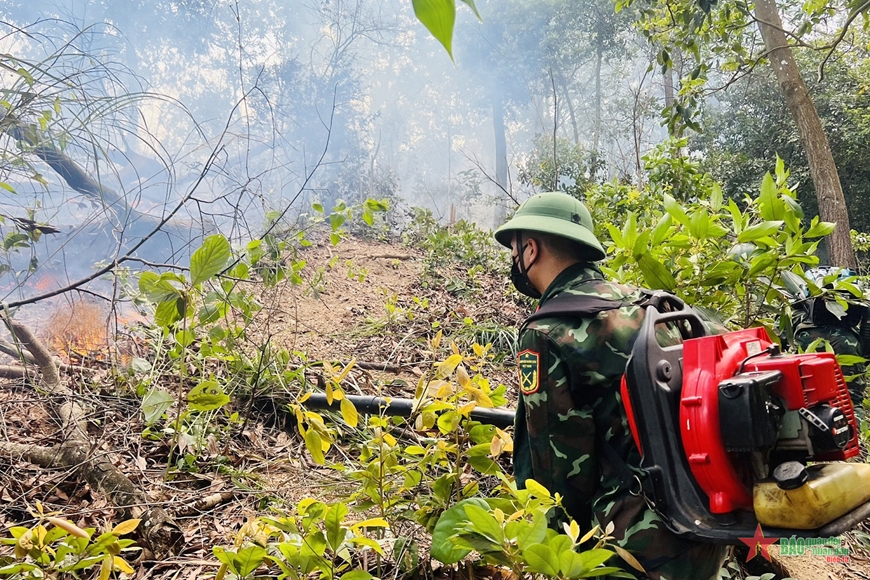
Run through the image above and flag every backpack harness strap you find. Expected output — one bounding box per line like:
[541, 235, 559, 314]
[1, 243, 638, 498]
[519, 289, 655, 492]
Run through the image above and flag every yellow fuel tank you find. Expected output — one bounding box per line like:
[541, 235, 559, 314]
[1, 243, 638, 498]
[754, 463, 870, 529]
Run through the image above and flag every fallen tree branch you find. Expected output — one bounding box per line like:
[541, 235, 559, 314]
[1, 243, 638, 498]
[0, 365, 28, 379]
[177, 490, 238, 517]
[352, 361, 402, 373]
[0, 312, 183, 557]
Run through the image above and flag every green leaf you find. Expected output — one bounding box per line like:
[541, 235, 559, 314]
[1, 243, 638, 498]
[606, 223, 624, 249]
[142, 388, 174, 426]
[578, 548, 615, 570]
[437, 410, 460, 434]
[805, 220, 836, 238]
[631, 230, 650, 261]
[689, 209, 709, 240]
[138, 272, 181, 303]
[190, 235, 231, 285]
[458, 0, 481, 18]
[710, 182, 723, 211]
[837, 354, 868, 365]
[413, 0, 456, 59]
[663, 194, 690, 227]
[737, 221, 784, 243]
[154, 297, 185, 327]
[510, 511, 547, 551]
[431, 498, 489, 564]
[523, 544, 559, 576]
[187, 380, 231, 412]
[325, 503, 349, 552]
[233, 545, 266, 577]
[560, 550, 587, 578]
[524, 478, 550, 499]
[758, 173, 784, 221]
[312, 203, 324, 213]
[0, 182, 15, 193]
[341, 572, 374, 580]
[637, 254, 676, 291]
[621, 212, 638, 252]
[747, 253, 777, 277]
[651, 214, 673, 246]
[462, 504, 504, 543]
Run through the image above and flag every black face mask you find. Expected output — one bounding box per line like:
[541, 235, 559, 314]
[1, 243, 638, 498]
[510, 241, 542, 299]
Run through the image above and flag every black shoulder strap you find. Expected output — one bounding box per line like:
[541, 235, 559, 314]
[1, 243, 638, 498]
[523, 290, 652, 329]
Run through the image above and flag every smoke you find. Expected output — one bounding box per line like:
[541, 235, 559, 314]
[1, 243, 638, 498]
[1, 0, 668, 294]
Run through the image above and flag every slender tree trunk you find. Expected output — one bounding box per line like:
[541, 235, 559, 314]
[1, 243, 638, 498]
[559, 74, 580, 146]
[492, 95, 508, 224]
[663, 65, 675, 110]
[754, 0, 856, 267]
[593, 42, 603, 154]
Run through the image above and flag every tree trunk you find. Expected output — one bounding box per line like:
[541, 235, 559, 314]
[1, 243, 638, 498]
[492, 96, 508, 225]
[559, 74, 580, 146]
[754, 0, 856, 268]
[593, 41, 603, 154]
[663, 64, 675, 110]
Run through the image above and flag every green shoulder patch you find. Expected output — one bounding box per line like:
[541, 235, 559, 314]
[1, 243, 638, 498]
[517, 349, 540, 395]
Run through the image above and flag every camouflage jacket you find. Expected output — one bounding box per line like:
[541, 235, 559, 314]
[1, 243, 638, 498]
[512, 263, 727, 579]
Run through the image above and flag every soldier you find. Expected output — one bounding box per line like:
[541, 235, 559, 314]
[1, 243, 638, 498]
[495, 192, 728, 580]
[789, 268, 868, 422]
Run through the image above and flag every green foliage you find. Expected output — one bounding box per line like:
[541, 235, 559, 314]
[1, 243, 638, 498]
[212, 499, 386, 580]
[430, 482, 636, 579]
[517, 135, 605, 197]
[607, 154, 833, 327]
[131, 199, 387, 467]
[600, 154, 832, 331]
[339, 339, 509, 528]
[0, 504, 140, 579]
[403, 208, 508, 282]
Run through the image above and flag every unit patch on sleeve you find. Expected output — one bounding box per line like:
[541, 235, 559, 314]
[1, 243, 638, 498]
[517, 349, 541, 395]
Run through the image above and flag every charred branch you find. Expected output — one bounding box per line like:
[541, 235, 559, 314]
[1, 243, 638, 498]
[3, 117, 142, 224]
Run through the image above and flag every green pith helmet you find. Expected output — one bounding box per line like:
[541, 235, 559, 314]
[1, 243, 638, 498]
[494, 192, 605, 261]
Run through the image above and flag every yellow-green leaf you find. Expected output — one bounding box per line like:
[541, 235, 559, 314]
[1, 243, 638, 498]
[305, 429, 325, 464]
[340, 398, 358, 428]
[336, 358, 355, 382]
[352, 518, 389, 529]
[436, 354, 463, 379]
[111, 519, 141, 536]
[525, 479, 550, 499]
[113, 556, 135, 575]
[413, 0, 456, 59]
[99, 556, 112, 580]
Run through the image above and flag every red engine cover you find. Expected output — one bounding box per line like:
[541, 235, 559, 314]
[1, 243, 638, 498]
[679, 327, 860, 515]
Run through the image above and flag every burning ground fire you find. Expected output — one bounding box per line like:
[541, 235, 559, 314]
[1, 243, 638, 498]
[44, 300, 144, 365]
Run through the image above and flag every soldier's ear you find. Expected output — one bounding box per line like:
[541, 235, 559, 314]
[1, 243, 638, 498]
[526, 237, 541, 264]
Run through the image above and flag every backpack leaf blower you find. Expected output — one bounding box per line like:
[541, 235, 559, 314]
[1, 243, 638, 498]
[622, 292, 870, 542]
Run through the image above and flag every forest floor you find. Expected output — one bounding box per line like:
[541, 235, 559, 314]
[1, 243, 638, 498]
[0, 231, 869, 579]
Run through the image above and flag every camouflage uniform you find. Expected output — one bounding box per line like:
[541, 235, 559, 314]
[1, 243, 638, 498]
[792, 299, 868, 421]
[513, 263, 728, 580]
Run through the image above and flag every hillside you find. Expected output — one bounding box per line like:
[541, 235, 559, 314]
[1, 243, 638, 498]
[0, 228, 868, 580]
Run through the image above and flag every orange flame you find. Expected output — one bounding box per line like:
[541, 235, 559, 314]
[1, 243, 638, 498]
[46, 301, 111, 364]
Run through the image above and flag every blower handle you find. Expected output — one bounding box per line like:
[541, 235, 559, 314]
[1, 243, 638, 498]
[642, 291, 708, 343]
